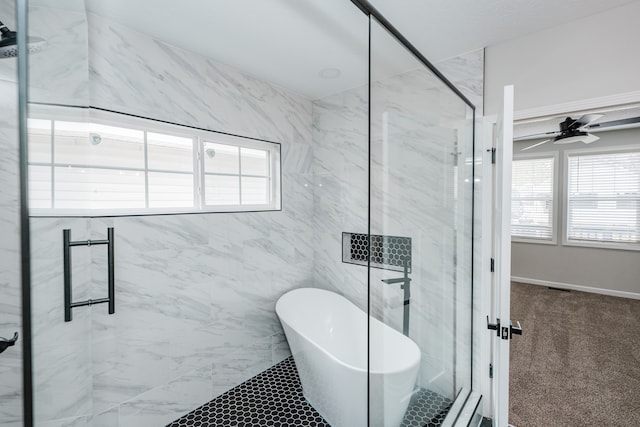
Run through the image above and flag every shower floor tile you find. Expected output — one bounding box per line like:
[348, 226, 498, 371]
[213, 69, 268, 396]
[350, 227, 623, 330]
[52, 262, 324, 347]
[166, 357, 329, 427]
[401, 388, 453, 427]
[167, 356, 452, 427]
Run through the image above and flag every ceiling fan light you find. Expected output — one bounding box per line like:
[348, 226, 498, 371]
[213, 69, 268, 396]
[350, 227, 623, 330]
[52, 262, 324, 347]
[553, 135, 585, 144]
[553, 130, 589, 144]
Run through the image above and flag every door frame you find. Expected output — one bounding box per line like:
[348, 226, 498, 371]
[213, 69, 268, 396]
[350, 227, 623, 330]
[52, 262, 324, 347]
[477, 88, 640, 423]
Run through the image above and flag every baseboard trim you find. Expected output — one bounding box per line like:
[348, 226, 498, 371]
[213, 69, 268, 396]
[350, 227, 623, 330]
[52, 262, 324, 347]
[511, 276, 640, 300]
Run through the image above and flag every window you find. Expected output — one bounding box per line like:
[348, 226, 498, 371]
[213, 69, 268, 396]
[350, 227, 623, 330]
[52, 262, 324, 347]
[566, 150, 640, 247]
[27, 109, 281, 215]
[511, 156, 555, 241]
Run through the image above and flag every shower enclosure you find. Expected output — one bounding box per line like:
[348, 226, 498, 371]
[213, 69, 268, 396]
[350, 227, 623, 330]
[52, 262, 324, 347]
[4, 0, 482, 425]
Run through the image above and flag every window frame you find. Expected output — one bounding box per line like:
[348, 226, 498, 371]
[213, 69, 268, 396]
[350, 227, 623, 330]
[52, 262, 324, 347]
[562, 145, 640, 251]
[27, 106, 282, 217]
[511, 151, 559, 245]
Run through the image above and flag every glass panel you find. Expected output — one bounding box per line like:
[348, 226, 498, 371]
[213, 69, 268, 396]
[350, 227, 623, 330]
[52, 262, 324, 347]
[55, 121, 145, 168]
[241, 176, 268, 205]
[203, 141, 239, 174]
[28, 165, 52, 209]
[24, 0, 367, 425]
[241, 147, 268, 176]
[148, 172, 194, 208]
[27, 118, 52, 163]
[0, 1, 24, 421]
[204, 174, 240, 205]
[369, 17, 474, 425]
[147, 132, 194, 172]
[54, 166, 145, 209]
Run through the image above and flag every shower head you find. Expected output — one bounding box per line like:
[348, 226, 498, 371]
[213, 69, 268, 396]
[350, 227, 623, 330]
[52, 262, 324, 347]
[0, 20, 46, 59]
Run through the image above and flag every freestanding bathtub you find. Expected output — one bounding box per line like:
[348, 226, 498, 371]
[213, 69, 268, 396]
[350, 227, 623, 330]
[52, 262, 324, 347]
[276, 288, 420, 427]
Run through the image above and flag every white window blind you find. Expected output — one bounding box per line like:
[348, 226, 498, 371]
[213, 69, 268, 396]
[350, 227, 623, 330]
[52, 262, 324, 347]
[511, 157, 555, 240]
[567, 151, 640, 244]
[27, 110, 281, 215]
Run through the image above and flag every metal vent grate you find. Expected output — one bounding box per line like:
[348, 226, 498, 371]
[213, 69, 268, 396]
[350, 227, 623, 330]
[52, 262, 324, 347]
[342, 232, 411, 272]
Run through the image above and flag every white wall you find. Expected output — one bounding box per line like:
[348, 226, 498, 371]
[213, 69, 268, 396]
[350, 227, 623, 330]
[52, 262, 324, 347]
[512, 128, 640, 297]
[485, 1, 640, 115]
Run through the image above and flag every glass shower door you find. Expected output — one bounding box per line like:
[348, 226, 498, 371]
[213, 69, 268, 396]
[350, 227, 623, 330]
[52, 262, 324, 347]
[0, 54, 24, 427]
[368, 17, 475, 426]
[1, 1, 25, 424]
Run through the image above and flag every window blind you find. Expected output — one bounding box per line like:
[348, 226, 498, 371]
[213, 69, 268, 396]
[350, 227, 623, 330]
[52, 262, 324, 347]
[567, 151, 640, 244]
[511, 157, 554, 240]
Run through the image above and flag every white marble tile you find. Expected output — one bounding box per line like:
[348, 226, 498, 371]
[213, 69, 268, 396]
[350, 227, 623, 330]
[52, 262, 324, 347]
[87, 13, 312, 146]
[91, 407, 120, 427]
[272, 332, 291, 364]
[39, 415, 91, 427]
[211, 336, 273, 398]
[118, 366, 212, 427]
[435, 49, 485, 116]
[33, 338, 92, 422]
[28, 4, 90, 106]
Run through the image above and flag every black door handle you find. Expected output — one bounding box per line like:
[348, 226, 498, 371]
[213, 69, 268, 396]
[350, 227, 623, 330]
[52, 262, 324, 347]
[510, 320, 523, 339]
[0, 332, 18, 354]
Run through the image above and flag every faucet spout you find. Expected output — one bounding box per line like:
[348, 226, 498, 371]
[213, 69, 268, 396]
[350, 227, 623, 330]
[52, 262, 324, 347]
[381, 277, 411, 285]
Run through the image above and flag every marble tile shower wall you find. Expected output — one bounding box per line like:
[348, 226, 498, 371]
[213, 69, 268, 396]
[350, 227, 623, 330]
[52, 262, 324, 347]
[28, 10, 313, 427]
[311, 85, 370, 310]
[27, 4, 90, 106]
[311, 49, 483, 398]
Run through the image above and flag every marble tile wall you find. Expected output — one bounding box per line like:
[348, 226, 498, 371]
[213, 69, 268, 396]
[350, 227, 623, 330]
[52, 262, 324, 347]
[311, 85, 370, 310]
[27, 9, 313, 427]
[27, 2, 90, 106]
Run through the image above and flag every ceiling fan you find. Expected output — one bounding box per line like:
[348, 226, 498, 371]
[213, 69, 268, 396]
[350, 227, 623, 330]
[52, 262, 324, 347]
[517, 113, 640, 151]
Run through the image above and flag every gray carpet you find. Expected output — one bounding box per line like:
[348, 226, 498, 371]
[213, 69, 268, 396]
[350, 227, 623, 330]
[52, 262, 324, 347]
[509, 282, 640, 426]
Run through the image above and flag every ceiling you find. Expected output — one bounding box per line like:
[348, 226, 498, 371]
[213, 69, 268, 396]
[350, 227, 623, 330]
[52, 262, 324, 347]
[27, 0, 640, 99]
[369, 0, 638, 62]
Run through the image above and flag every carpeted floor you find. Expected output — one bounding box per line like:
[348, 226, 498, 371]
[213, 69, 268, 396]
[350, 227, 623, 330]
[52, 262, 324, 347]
[509, 282, 640, 426]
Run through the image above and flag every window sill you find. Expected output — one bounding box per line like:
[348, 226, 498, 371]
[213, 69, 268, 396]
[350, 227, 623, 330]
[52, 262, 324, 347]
[511, 237, 557, 245]
[562, 239, 640, 252]
[29, 204, 281, 218]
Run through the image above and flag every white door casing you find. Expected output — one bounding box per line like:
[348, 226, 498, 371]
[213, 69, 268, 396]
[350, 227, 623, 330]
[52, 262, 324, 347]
[492, 85, 514, 427]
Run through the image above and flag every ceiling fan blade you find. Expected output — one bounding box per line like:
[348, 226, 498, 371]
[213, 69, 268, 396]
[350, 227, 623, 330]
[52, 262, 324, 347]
[575, 113, 604, 126]
[513, 131, 558, 141]
[582, 133, 600, 144]
[586, 116, 640, 130]
[521, 139, 550, 151]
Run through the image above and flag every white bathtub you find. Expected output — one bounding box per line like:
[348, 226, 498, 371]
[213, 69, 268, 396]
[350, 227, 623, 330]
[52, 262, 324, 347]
[276, 288, 420, 427]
